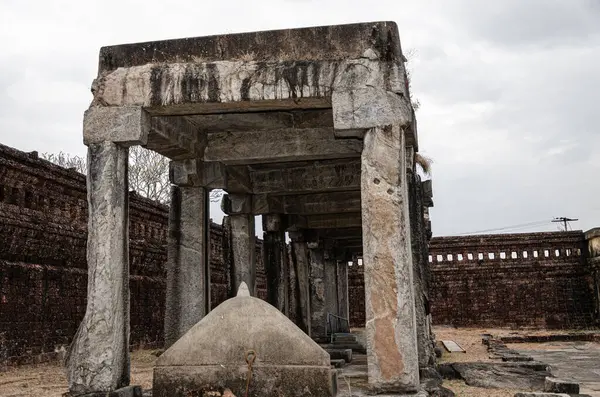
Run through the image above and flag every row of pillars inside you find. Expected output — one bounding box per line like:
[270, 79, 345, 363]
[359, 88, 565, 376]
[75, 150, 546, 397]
[68, 124, 421, 394]
[164, 185, 352, 347]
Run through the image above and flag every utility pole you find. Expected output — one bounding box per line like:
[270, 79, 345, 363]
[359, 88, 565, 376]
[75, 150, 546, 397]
[552, 217, 578, 231]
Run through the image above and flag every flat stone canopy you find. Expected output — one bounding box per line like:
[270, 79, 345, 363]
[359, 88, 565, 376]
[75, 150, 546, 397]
[97, 21, 404, 72]
[86, 21, 419, 259]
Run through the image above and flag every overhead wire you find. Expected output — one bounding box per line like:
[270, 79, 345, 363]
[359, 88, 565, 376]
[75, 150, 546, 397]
[456, 219, 553, 236]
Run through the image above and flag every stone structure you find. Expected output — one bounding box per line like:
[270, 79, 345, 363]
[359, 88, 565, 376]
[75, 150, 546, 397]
[68, 21, 423, 395]
[154, 283, 336, 396]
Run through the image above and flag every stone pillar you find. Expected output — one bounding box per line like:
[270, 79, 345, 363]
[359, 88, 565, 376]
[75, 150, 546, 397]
[164, 181, 209, 348]
[67, 106, 150, 395]
[323, 252, 339, 332]
[360, 125, 419, 393]
[336, 260, 350, 323]
[223, 194, 256, 295]
[263, 214, 288, 315]
[309, 246, 328, 342]
[290, 231, 311, 335]
[67, 142, 131, 394]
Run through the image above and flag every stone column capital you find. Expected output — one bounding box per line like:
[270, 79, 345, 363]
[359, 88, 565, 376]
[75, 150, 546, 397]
[83, 106, 150, 146]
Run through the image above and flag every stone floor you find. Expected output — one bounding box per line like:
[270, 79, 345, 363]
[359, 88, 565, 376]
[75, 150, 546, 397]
[512, 341, 600, 397]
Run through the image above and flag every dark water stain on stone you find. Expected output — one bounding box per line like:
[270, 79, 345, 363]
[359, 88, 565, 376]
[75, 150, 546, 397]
[206, 63, 220, 103]
[150, 66, 166, 106]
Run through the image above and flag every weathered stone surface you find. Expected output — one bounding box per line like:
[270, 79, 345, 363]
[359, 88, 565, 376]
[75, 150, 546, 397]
[252, 191, 361, 215]
[263, 215, 288, 315]
[169, 159, 226, 188]
[164, 185, 209, 348]
[153, 283, 335, 397]
[99, 22, 403, 71]
[451, 363, 551, 390]
[250, 159, 361, 195]
[67, 142, 130, 394]
[230, 213, 256, 295]
[205, 127, 362, 165]
[83, 106, 149, 145]
[336, 261, 350, 322]
[309, 248, 327, 341]
[290, 233, 311, 335]
[332, 87, 412, 131]
[544, 377, 580, 394]
[324, 254, 339, 325]
[146, 116, 205, 160]
[361, 125, 419, 393]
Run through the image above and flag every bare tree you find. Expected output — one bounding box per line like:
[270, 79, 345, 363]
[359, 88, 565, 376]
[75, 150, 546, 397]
[40, 151, 87, 174]
[41, 148, 226, 205]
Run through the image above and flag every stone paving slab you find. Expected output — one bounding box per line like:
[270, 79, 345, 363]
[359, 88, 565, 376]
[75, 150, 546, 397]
[515, 342, 600, 397]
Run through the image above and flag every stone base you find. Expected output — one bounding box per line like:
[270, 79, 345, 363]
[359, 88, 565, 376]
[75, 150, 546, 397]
[153, 365, 336, 397]
[63, 385, 142, 397]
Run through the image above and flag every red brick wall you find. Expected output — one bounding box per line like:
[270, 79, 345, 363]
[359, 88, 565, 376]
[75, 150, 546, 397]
[429, 231, 595, 329]
[0, 143, 266, 365]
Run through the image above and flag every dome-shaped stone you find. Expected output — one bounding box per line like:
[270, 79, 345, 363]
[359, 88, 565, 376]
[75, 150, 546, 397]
[153, 283, 336, 397]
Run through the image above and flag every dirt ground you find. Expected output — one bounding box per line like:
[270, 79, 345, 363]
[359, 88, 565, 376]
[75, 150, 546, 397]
[0, 350, 157, 397]
[1, 327, 595, 397]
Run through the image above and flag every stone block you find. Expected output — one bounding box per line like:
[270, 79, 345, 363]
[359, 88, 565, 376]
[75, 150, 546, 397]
[83, 106, 149, 146]
[154, 283, 335, 397]
[326, 348, 352, 363]
[544, 377, 580, 394]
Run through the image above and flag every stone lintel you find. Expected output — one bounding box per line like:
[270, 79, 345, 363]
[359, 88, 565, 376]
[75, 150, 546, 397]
[98, 22, 403, 72]
[146, 116, 205, 160]
[585, 228, 600, 240]
[169, 159, 225, 188]
[187, 108, 334, 133]
[305, 213, 362, 229]
[204, 127, 362, 165]
[221, 194, 253, 215]
[332, 87, 412, 130]
[251, 191, 361, 215]
[251, 160, 360, 195]
[83, 106, 149, 146]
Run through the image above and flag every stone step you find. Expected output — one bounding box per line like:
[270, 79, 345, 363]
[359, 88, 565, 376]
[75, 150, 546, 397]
[332, 333, 357, 343]
[544, 377, 580, 394]
[325, 348, 353, 363]
[330, 358, 346, 368]
[322, 343, 367, 354]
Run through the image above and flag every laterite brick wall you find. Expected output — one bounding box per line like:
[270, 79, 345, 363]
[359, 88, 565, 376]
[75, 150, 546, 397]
[0, 143, 266, 365]
[428, 231, 595, 329]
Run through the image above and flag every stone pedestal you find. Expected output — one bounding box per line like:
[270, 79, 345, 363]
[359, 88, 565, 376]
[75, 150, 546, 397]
[164, 185, 209, 348]
[360, 125, 420, 393]
[67, 142, 131, 394]
[263, 214, 289, 315]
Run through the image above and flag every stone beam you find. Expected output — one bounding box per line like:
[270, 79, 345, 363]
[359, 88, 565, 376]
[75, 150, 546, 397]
[187, 109, 334, 133]
[146, 116, 205, 160]
[305, 213, 362, 229]
[204, 128, 362, 165]
[251, 159, 360, 195]
[169, 159, 225, 189]
[314, 227, 362, 240]
[252, 191, 360, 215]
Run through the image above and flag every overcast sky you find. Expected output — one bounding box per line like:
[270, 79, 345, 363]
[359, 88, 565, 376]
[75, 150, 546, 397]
[0, 0, 598, 236]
